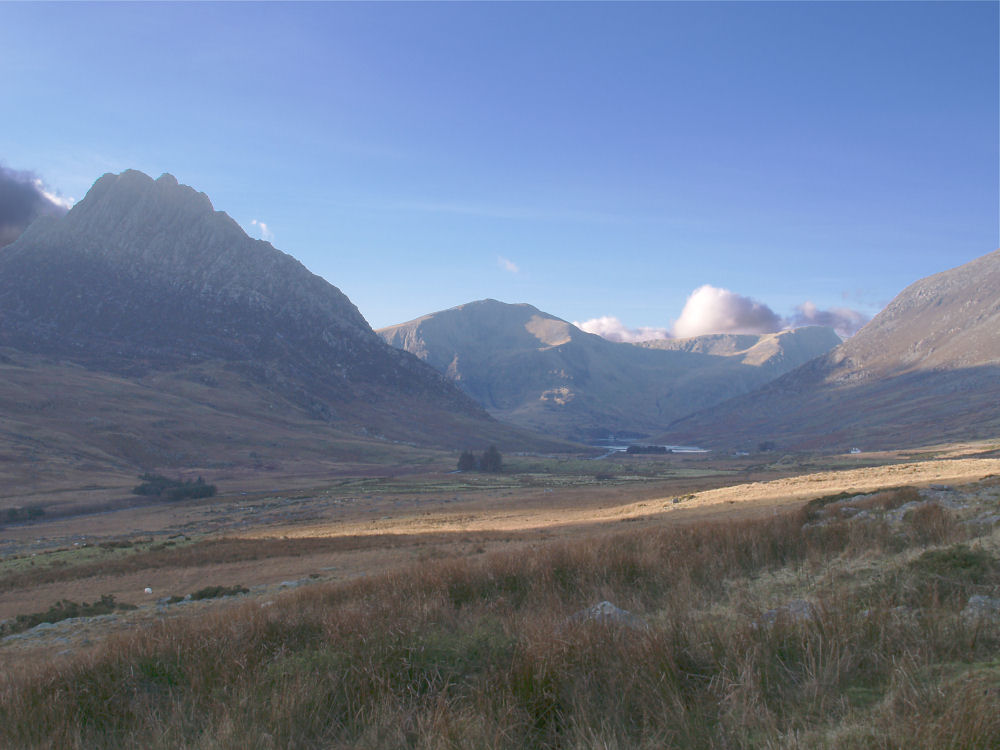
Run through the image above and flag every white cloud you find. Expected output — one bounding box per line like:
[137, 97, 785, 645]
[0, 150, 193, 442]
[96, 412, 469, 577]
[578, 286, 873, 346]
[251, 219, 274, 242]
[672, 285, 782, 338]
[789, 301, 869, 338]
[574, 316, 671, 343]
[498, 255, 519, 273]
[32, 178, 74, 210]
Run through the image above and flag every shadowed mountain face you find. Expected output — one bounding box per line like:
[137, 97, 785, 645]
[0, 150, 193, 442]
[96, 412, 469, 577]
[0, 171, 559, 481]
[660, 249, 1000, 451]
[378, 300, 840, 440]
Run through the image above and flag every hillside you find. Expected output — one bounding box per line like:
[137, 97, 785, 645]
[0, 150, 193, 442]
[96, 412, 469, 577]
[660, 249, 1000, 451]
[0, 171, 564, 499]
[379, 300, 839, 440]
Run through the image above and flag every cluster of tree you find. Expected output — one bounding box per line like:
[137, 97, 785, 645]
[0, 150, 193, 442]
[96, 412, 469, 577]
[625, 445, 672, 455]
[132, 473, 217, 501]
[3, 505, 46, 524]
[457, 446, 503, 473]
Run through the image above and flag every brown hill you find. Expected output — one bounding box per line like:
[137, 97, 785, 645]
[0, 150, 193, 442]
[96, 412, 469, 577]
[378, 300, 840, 440]
[0, 171, 564, 498]
[660, 249, 1000, 451]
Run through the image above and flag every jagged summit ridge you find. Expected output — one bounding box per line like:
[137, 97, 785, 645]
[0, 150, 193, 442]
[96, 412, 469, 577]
[0, 169, 530, 453]
[10, 169, 370, 336]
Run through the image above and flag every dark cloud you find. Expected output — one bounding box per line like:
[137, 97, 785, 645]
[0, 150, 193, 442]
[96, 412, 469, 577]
[789, 302, 870, 338]
[0, 165, 71, 248]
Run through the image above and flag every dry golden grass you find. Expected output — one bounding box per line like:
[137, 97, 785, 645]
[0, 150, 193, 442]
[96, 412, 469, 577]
[2, 477, 999, 748]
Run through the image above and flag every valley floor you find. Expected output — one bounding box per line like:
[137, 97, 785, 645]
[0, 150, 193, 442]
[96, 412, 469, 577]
[2, 442, 999, 747]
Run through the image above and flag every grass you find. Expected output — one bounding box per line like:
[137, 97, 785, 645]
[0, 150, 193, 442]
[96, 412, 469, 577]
[2, 486, 998, 748]
[0, 532, 530, 593]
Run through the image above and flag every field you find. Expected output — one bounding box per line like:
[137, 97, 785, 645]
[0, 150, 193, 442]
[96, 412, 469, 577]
[2, 442, 1000, 747]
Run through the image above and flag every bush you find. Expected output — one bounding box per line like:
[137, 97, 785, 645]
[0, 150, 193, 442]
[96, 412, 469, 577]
[3, 506, 46, 524]
[189, 585, 249, 601]
[0, 595, 136, 636]
[132, 474, 217, 501]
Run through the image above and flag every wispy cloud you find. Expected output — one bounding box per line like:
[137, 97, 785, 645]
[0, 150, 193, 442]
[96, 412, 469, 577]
[396, 199, 628, 224]
[251, 219, 274, 242]
[0, 165, 72, 248]
[789, 301, 869, 338]
[498, 255, 519, 273]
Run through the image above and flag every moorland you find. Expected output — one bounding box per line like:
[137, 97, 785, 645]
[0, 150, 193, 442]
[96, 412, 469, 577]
[2, 440, 1000, 747]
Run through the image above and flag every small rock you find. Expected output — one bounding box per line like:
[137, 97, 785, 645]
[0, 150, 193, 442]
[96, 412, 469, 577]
[886, 500, 928, 523]
[759, 599, 816, 628]
[962, 595, 1000, 624]
[144, 587, 153, 594]
[567, 601, 649, 631]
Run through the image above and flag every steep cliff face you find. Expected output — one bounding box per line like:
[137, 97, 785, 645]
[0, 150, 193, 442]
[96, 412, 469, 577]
[660, 250, 1000, 451]
[0, 170, 555, 461]
[379, 299, 840, 439]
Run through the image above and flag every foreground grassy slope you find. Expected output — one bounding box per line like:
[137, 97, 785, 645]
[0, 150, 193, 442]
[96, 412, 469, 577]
[2, 480, 999, 748]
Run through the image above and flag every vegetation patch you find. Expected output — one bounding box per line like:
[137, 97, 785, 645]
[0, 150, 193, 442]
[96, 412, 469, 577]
[131, 473, 217, 501]
[2, 505, 46, 525]
[1, 595, 136, 636]
[3, 482, 999, 748]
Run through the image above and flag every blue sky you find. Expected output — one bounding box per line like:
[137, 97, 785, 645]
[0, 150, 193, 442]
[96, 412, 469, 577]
[1, 1, 997, 335]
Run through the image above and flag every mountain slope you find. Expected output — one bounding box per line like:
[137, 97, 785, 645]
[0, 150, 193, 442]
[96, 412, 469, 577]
[378, 300, 840, 439]
[660, 249, 1000, 450]
[0, 171, 564, 490]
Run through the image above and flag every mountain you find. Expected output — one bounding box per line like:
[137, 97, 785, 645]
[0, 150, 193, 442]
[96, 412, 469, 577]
[378, 299, 840, 440]
[659, 249, 1000, 451]
[0, 171, 562, 489]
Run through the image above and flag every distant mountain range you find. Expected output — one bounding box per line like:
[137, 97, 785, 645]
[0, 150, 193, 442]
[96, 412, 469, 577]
[378, 300, 841, 440]
[0, 170, 563, 489]
[2, 167, 994, 498]
[659, 249, 1000, 451]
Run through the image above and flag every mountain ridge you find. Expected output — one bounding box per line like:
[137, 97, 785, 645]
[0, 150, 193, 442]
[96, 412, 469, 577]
[658, 249, 1000, 450]
[379, 299, 841, 439]
[0, 170, 569, 491]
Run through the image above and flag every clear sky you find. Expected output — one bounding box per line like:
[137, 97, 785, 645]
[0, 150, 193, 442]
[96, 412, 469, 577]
[1, 1, 997, 336]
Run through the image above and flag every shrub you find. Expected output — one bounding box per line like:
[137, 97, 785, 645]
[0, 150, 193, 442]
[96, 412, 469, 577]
[0, 595, 136, 636]
[132, 474, 217, 501]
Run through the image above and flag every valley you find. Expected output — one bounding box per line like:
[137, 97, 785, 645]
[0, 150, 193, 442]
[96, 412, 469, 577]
[4, 439, 997, 632]
[0, 169, 996, 747]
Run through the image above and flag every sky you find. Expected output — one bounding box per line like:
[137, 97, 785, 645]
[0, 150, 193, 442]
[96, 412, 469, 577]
[1, 1, 997, 338]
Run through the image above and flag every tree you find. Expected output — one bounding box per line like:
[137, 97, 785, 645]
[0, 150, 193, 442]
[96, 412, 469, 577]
[457, 450, 478, 472]
[480, 445, 503, 473]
